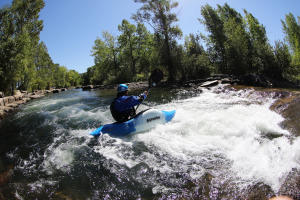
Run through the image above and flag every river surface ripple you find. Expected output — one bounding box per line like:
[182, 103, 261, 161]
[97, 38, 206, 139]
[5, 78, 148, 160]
[0, 85, 300, 199]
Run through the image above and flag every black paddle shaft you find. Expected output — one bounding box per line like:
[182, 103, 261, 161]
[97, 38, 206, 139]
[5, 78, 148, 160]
[135, 82, 155, 112]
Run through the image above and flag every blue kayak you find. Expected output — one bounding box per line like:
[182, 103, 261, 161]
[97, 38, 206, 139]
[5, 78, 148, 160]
[90, 109, 176, 137]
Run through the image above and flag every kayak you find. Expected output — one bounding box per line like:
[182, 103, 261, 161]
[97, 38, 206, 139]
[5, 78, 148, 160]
[90, 109, 176, 137]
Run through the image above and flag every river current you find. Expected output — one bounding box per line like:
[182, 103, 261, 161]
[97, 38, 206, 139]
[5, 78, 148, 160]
[0, 85, 300, 199]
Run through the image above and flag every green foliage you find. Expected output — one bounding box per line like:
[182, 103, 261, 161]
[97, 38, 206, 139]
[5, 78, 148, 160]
[200, 4, 226, 73]
[90, 20, 156, 85]
[282, 13, 300, 66]
[133, 0, 182, 81]
[198, 3, 298, 83]
[181, 34, 212, 81]
[272, 41, 293, 80]
[0, 0, 82, 95]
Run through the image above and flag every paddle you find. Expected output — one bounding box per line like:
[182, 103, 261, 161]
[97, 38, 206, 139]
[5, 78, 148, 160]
[135, 81, 156, 112]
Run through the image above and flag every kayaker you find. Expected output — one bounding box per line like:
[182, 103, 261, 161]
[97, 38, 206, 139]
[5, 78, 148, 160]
[110, 84, 148, 122]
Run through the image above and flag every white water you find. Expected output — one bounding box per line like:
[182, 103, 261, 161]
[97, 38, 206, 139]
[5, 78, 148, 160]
[11, 86, 300, 195]
[93, 86, 300, 192]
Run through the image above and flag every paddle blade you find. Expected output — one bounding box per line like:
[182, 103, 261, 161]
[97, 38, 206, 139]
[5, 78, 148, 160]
[90, 126, 103, 136]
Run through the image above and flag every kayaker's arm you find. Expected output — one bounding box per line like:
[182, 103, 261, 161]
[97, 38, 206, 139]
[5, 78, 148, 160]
[138, 91, 148, 102]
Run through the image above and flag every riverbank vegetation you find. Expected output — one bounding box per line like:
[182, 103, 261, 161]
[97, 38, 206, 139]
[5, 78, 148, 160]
[83, 1, 300, 88]
[1, 0, 300, 95]
[0, 0, 82, 96]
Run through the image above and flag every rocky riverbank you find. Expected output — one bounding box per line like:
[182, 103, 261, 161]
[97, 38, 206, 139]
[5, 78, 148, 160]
[0, 88, 68, 120]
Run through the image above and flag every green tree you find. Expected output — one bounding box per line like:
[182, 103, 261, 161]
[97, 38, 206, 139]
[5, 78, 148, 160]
[133, 0, 182, 82]
[273, 41, 293, 80]
[181, 34, 212, 81]
[244, 10, 274, 76]
[282, 13, 300, 66]
[0, 0, 44, 94]
[219, 4, 250, 75]
[135, 23, 154, 78]
[200, 4, 226, 74]
[118, 19, 138, 77]
[91, 31, 120, 84]
[33, 42, 54, 90]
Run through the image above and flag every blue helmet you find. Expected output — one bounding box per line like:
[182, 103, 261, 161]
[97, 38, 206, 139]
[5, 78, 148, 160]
[117, 84, 128, 93]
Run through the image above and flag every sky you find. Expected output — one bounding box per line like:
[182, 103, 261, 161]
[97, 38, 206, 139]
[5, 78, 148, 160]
[1, 0, 300, 74]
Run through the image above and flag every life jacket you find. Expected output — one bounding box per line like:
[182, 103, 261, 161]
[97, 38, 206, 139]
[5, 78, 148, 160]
[110, 98, 136, 122]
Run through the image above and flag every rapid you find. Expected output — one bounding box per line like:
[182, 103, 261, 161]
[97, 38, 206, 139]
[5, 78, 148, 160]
[0, 85, 300, 199]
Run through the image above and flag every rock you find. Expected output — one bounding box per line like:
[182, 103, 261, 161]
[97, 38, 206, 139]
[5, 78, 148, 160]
[269, 196, 294, 200]
[0, 165, 13, 187]
[0, 106, 14, 113]
[270, 92, 300, 136]
[82, 85, 94, 90]
[13, 90, 22, 96]
[0, 92, 4, 98]
[200, 80, 219, 87]
[0, 110, 5, 119]
[61, 88, 67, 91]
[53, 89, 61, 93]
[13, 94, 23, 101]
[23, 98, 31, 103]
[3, 96, 15, 105]
[0, 98, 4, 107]
[6, 103, 19, 108]
[221, 78, 232, 84]
[30, 94, 44, 99]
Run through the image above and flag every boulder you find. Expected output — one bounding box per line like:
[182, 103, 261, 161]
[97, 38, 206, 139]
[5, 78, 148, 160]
[15, 100, 26, 105]
[23, 98, 31, 103]
[61, 88, 67, 91]
[13, 90, 22, 96]
[6, 103, 19, 108]
[0, 98, 4, 107]
[0, 91, 4, 98]
[0, 106, 14, 113]
[82, 85, 94, 90]
[0, 166, 13, 186]
[200, 80, 219, 87]
[30, 94, 44, 99]
[221, 78, 232, 84]
[13, 94, 23, 101]
[53, 89, 61, 93]
[3, 96, 15, 105]
[0, 110, 5, 119]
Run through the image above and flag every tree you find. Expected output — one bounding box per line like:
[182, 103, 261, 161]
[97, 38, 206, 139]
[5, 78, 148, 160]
[0, 0, 45, 94]
[200, 4, 227, 73]
[181, 34, 212, 80]
[135, 23, 154, 78]
[219, 4, 250, 75]
[133, 0, 182, 82]
[118, 19, 137, 76]
[273, 41, 293, 80]
[32, 42, 54, 90]
[282, 13, 300, 66]
[91, 31, 120, 84]
[244, 10, 274, 76]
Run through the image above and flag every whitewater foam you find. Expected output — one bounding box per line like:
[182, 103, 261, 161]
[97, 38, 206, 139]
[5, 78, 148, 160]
[95, 86, 300, 192]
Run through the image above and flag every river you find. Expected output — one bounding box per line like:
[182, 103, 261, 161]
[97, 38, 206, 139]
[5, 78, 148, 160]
[0, 85, 299, 199]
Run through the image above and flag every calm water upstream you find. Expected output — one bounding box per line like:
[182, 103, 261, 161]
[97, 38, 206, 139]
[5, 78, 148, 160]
[0, 85, 300, 199]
